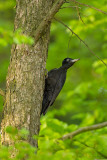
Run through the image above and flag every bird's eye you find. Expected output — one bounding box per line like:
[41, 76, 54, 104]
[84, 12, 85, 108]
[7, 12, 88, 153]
[66, 59, 70, 62]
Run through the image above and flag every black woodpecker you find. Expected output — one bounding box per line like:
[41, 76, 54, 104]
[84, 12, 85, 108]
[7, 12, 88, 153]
[41, 58, 80, 115]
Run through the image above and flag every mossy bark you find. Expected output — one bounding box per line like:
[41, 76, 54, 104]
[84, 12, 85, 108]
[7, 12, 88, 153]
[1, 0, 53, 147]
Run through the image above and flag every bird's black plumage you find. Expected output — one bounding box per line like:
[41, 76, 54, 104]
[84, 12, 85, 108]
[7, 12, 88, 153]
[41, 58, 79, 115]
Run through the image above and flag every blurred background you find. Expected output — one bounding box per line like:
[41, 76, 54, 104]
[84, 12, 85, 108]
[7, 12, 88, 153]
[0, 0, 107, 159]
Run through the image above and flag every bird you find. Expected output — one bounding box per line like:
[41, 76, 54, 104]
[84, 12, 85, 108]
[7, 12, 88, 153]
[41, 58, 80, 115]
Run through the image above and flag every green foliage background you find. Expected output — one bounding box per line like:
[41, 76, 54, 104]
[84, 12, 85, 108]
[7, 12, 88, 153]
[0, 0, 107, 159]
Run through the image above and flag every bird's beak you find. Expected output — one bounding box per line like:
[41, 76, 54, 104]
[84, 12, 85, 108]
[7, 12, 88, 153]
[71, 58, 80, 63]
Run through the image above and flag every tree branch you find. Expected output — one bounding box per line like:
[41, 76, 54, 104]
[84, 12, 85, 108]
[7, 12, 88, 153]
[69, 0, 107, 15]
[61, 121, 107, 140]
[54, 18, 107, 67]
[0, 88, 5, 98]
[76, 6, 85, 25]
[35, 0, 65, 42]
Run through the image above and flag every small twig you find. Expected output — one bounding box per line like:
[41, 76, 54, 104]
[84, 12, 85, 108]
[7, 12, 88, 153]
[67, 33, 72, 57]
[61, 121, 107, 140]
[72, 0, 85, 25]
[69, 0, 107, 15]
[35, 0, 65, 42]
[61, 6, 81, 9]
[0, 89, 5, 97]
[76, 140, 107, 159]
[54, 18, 107, 67]
[0, 89, 5, 100]
[76, 7, 85, 25]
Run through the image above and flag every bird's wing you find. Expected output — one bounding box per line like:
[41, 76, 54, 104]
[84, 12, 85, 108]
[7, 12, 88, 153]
[49, 71, 66, 106]
[41, 69, 58, 115]
[41, 68, 66, 115]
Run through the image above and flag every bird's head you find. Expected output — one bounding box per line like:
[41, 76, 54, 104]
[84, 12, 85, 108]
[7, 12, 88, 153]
[62, 58, 80, 69]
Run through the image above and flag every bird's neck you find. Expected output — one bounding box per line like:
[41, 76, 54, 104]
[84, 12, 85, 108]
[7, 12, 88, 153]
[61, 65, 71, 71]
[60, 66, 68, 72]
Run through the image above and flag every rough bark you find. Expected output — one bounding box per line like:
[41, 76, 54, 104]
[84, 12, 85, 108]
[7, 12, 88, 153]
[1, 0, 54, 147]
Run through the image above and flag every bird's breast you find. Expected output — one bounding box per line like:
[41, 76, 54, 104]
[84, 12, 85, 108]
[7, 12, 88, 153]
[58, 72, 66, 89]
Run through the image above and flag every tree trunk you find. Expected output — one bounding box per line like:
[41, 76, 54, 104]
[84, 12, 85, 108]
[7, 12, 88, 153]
[1, 0, 53, 147]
